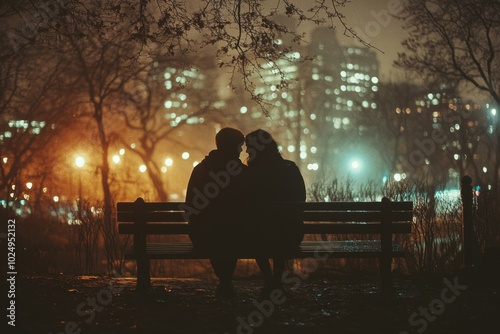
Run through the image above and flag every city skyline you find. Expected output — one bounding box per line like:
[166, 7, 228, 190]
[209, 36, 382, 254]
[1, 0, 498, 211]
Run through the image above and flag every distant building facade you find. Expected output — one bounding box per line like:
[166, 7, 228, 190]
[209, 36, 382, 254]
[243, 23, 380, 184]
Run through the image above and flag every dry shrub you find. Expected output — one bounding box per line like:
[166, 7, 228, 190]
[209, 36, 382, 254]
[308, 177, 466, 275]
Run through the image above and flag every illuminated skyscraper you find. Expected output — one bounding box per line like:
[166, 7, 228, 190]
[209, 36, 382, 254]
[303, 27, 380, 179]
[242, 15, 305, 165]
[163, 66, 210, 127]
[242, 24, 380, 182]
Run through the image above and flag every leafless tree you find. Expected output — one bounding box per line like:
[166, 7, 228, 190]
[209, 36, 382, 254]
[115, 53, 228, 201]
[0, 46, 75, 205]
[396, 0, 500, 194]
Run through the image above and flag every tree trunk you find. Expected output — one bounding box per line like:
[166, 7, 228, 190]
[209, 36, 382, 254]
[147, 165, 169, 201]
[95, 104, 116, 274]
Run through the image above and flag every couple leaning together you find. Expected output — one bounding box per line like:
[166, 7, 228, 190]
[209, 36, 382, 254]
[186, 128, 306, 297]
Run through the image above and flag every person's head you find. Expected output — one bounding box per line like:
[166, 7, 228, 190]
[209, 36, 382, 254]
[215, 127, 244, 156]
[245, 129, 282, 166]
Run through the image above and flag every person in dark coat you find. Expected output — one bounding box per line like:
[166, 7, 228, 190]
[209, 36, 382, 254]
[245, 129, 306, 292]
[185, 127, 248, 296]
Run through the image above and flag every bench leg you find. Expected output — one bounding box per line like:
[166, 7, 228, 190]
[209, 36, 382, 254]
[136, 258, 151, 292]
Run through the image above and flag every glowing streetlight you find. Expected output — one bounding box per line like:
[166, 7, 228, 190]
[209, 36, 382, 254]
[350, 160, 361, 170]
[112, 155, 121, 164]
[26, 182, 33, 189]
[75, 156, 85, 168]
[307, 163, 319, 171]
[182, 152, 190, 160]
[165, 158, 173, 166]
[74, 156, 85, 199]
[139, 165, 147, 173]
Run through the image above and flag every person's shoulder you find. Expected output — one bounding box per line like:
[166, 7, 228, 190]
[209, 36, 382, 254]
[282, 160, 304, 177]
[283, 159, 297, 166]
[190, 154, 212, 175]
[282, 159, 300, 171]
[193, 157, 208, 169]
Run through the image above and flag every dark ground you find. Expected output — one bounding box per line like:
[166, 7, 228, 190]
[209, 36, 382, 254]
[9, 270, 500, 334]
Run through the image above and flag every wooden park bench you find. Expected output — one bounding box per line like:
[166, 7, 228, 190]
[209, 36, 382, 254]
[117, 197, 413, 292]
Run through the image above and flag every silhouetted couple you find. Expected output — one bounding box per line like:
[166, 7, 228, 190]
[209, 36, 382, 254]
[185, 127, 306, 298]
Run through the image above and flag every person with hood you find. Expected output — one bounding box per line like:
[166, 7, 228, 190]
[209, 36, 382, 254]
[185, 127, 248, 297]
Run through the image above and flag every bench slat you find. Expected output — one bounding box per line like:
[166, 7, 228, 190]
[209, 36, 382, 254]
[117, 212, 187, 223]
[117, 210, 413, 224]
[123, 240, 406, 260]
[118, 222, 412, 234]
[303, 211, 412, 222]
[117, 201, 414, 212]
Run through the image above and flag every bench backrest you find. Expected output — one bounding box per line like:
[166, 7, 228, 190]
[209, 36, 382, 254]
[117, 197, 413, 235]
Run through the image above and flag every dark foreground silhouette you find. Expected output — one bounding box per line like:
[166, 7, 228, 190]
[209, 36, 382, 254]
[14, 270, 500, 334]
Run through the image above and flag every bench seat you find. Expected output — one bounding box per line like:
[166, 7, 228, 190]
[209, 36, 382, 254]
[124, 240, 407, 260]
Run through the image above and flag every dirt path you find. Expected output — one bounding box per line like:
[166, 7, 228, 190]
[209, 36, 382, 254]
[12, 272, 500, 334]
